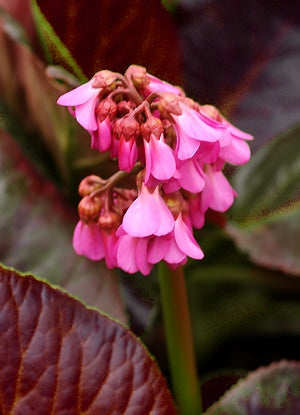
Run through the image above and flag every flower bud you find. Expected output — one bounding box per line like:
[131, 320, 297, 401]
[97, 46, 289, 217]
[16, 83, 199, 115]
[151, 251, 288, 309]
[141, 115, 163, 140]
[98, 210, 121, 233]
[127, 65, 150, 88]
[96, 98, 117, 122]
[200, 104, 223, 122]
[92, 70, 118, 89]
[116, 116, 140, 141]
[158, 93, 182, 116]
[184, 97, 201, 112]
[78, 175, 104, 197]
[78, 196, 102, 222]
[117, 100, 135, 116]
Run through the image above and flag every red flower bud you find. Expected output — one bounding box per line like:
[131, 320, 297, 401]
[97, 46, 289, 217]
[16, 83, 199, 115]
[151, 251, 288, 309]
[96, 98, 117, 122]
[78, 196, 102, 222]
[78, 175, 104, 197]
[98, 210, 121, 233]
[126, 65, 150, 88]
[141, 115, 163, 140]
[92, 70, 118, 89]
[116, 116, 140, 141]
[158, 92, 183, 116]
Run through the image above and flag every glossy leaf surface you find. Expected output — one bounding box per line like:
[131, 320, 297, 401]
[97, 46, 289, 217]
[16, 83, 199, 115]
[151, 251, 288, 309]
[0, 264, 177, 414]
[0, 129, 126, 323]
[204, 360, 300, 414]
[228, 125, 300, 276]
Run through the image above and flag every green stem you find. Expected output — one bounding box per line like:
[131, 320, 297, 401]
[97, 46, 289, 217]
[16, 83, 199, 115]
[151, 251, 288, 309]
[158, 262, 202, 415]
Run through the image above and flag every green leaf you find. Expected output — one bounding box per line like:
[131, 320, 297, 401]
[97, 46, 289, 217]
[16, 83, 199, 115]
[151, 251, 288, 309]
[204, 360, 300, 414]
[227, 125, 300, 276]
[0, 129, 126, 323]
[0, 264, 177, 414]
[230, 124, 300, 224]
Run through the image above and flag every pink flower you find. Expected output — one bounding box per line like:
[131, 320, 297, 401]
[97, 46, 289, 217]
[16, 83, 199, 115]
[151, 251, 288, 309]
[143, 74, 184, 96]
[118, 135, 138, 172]
[202, 165, 238, 212]
[122, 184, 174, 238]
[73, 220, 104, 261]
[173, 103, 221, 160]
[116, 214, 203, 275]
[143, 133, 176, 184]
[199, 106, 253, 165]
[73, 220, 118, 268]
[91, 118, 112, 152]
[57, 78, 100, 131]
[116, 231, 152, 275]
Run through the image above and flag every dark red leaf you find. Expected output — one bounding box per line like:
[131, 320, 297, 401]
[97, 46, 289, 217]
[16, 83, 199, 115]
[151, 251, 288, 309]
[0, 264, 177, 414]
[36, 0, 183, 84]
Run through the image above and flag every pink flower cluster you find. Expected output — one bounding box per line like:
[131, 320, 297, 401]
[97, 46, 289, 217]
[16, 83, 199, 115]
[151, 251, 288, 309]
[58, 65, 253, 275]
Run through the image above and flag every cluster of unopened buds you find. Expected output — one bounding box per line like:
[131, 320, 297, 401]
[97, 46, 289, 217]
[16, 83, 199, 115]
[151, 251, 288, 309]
[58, 65, 253, 275]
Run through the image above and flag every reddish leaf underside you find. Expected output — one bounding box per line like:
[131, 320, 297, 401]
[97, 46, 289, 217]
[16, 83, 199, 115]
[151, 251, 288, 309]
[0, 265, 177, 415]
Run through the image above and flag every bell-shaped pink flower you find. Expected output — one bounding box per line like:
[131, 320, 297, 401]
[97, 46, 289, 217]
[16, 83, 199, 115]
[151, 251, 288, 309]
[91, 118, 112, 152]
[116, 230, 152, 275]
[199, 106, 253, 165]
[202, 165, 238, 212]
[118, 135, 138, 172]
[173, 103, 221, 160]
[144, 133, 176, 184]
[173, 214, 204, 260]
[73, 220, 105, 261]
[143, 74, 184, 96]
[122, 184, 174, 238]
[57, 78, 100, 131]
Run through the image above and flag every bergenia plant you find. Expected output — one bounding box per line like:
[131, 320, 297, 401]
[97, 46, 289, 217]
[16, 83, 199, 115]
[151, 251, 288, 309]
[1, 1, 300, 414]
[57, 65, 253, 275]
[57, 64, 253, 414]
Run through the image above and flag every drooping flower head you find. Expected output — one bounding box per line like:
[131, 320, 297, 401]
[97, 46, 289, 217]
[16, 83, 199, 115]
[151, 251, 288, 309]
[58, 65, 253, 275]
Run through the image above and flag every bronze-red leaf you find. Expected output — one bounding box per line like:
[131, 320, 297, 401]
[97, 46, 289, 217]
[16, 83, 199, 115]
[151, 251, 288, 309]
[0, 265, 177, 414]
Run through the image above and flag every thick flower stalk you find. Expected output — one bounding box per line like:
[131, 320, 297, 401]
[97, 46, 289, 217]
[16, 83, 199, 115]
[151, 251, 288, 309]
[58, 65, 253, 275]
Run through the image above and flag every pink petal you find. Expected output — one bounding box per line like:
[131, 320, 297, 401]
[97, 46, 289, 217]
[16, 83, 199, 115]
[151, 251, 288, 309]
[122, 185, 173, 237]
[143, 138, 152, 183]
[174, 214, 204, 260]
[148, 235, 171, 264]
[177, 104, 221, 142]
[116, 234, 138, 274]
[174, 123, 201, 160]
[118, 136, 138, 172]
[102, 232, 118, 269]
[74, 97, 98, 131]
[219, 137, 251, 165]
[188, 195, 206, 229]
[135, 238, 153, 275]
[73, 220, 105, 261]
[91, 118, 112, 152]
[177, 159, 205, 193]
[163, 234, 187, 264]
[148, 134, 176, 181]
[57, 78, 98, 106]
[204, 168, 237, 211]
[144, 74, 184, 96]
[195, 141, 220, 164]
